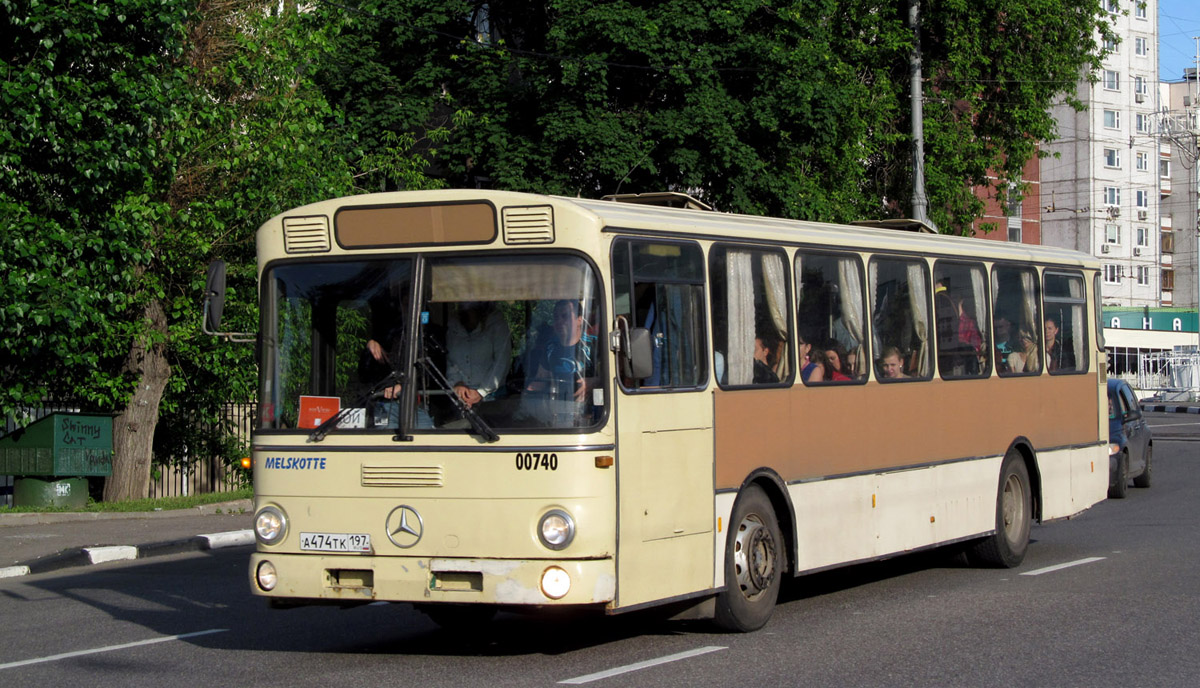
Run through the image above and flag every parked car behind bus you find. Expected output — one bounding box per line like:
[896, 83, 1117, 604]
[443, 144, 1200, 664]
[1107, 378, 1152, 499]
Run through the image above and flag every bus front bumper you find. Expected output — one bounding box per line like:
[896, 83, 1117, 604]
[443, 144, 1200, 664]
[249, 552, 616, 607]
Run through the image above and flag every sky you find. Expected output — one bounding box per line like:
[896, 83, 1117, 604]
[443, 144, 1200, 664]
[1159, 0, 1200, 82]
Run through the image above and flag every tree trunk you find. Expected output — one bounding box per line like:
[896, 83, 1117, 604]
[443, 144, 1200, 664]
[104, 299, 172, 502]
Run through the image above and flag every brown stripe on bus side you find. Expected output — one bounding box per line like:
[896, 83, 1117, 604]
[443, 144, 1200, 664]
[714, 374, 1100, 490]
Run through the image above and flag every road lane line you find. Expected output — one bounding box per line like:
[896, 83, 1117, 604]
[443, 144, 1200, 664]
[1020, 557, 1106, 576]
[0, 629, 227, 671]
[559, 646, 727, 684]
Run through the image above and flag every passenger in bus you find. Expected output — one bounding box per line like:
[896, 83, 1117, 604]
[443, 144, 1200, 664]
[1044, 314, 1075, 372]
[753, 335, 780, 384]
[822, 340, 853, 381]
[993, 315, 1015, 374]
[797, 330, 824, 383]
[1007, 329, 1041, 374]
[877, 346, 908, 379]
[446, 301, 512, 409]
[525, 299, 596, 402]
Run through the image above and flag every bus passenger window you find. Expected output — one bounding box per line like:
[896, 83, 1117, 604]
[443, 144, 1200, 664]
[993, 266, 1041, 377]
[1043, 272, 1088, 373]
[869, 257, 931, 381]
[795, 251, 867, 383]
[613, 240, 707, 390]
[711, 246, 791, 386]
[933, 262, 991, 379]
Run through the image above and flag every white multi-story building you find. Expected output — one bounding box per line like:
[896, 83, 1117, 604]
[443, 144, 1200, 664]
[1042, 0, 1160, 308]
[1159, 70, 1200, 309]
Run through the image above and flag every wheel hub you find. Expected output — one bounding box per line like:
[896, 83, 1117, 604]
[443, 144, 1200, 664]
[733, 515, 776, 599]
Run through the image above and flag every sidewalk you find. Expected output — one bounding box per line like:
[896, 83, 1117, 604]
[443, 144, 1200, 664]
[0, 499, 254, 578]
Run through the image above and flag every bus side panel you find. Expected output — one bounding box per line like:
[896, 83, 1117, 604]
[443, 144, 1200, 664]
[714, 375, 1103, 489]
[1038, 445, 1107, 520]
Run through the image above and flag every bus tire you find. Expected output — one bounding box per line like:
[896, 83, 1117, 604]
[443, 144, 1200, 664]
[1108, 452, 1129, 499]
[968, 451, 1032, 568]
[714, 484, 784, 632]
[1133, 446, 1152, 488]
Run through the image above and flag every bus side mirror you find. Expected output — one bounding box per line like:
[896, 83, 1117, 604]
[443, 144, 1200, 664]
[202, 260, 255, 343]
[204, 260, 227, 333]
[624, 327, 654, 380]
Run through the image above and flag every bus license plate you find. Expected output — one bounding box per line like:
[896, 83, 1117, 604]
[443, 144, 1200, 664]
[299, 532, 371, 553]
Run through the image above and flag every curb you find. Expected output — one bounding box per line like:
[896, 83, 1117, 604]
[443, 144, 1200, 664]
[0, 529, 254, 579]
[0, 499, 252, 527]
[1141, 404, 1200, 414]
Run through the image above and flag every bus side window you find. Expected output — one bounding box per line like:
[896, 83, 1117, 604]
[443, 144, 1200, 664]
[993, 265, 1041, 376]
[794, 251, 867, 383]
[1043, 271, 1088, 374]
[711, 246, 792, 386]
[869, 256, 932, 380]
[612, 239, 707, 390]
[934, 261, 991, 379]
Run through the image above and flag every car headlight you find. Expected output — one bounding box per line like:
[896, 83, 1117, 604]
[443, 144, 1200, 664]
[538, 509, 575, 551]
[1108, 443, 1121, 456]
[255, 505, 288, 545]
[256, 560, 278, 591]
[541, 566, 571, 599]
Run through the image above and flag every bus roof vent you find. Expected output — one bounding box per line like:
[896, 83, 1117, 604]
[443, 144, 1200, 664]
[283, 215, 332, 253]
[502, 205, 555, 244]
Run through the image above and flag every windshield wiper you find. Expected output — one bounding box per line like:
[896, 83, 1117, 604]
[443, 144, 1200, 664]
[416, 356, 500, 443]
[307, 370, 408, 443]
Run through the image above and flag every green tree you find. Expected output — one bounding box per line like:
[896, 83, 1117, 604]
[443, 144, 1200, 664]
[313, 0, 1112, 232]
[0, 0, 359, 499]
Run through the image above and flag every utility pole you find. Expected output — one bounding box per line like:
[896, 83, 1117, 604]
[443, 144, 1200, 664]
[908, 0, 938, 233]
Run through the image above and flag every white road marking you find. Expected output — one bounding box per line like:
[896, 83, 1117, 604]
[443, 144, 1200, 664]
[559, 646, 727, 684]
[0, 629, 227, 670]
[1020, 557, 1106, 576]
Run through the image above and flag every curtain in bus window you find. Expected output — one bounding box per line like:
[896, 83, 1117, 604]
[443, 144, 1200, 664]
[761, 252, 790, 380]
[1020, 270, 1040, 371]
[837, 258, 866, 378]
[970, 268, 988, 356]
[664, 284, 704, 385]
[727, 250, 755, 385]
[907, 262, 930, 377]
[1069, 276, 1086, 371]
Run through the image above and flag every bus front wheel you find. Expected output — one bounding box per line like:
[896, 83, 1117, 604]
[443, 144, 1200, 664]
[968, 451, 1032, 568]
[714, 484, 784, 632]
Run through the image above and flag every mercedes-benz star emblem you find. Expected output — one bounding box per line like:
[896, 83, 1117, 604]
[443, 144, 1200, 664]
[385, 505, 424, 548]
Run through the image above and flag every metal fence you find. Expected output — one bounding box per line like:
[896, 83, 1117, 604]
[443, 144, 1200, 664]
[147, 401, 257, 499]
[1135, 349, 1200, 402]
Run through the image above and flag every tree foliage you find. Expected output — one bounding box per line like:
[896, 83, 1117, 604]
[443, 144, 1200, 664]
[0, 0, 364, 498]
[313, 0, 1113, 232]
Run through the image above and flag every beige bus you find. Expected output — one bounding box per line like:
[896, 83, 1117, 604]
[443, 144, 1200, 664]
[227, 189, 1108, 632]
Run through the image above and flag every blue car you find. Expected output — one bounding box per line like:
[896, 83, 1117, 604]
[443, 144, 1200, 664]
[1107, 378, 1152, 499]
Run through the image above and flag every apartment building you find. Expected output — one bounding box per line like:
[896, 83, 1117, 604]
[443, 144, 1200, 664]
[1159, 71, 1200, 309]
[1042, 0, 1160, 308]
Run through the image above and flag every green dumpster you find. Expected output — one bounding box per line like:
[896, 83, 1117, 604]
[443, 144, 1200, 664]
[0, 413, 113, 508]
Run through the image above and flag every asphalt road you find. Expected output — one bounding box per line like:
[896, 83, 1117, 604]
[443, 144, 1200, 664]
[1, 412, 1196, 687]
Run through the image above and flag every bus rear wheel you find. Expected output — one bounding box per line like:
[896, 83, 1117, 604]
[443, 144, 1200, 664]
[714, 484, 784, 632]
[968, 451, 1032, 568]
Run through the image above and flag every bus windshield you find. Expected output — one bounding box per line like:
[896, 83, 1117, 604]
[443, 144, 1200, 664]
[258, 254, 604, 434]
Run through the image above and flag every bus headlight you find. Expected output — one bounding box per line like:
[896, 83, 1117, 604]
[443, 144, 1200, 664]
[256, 560, 278, 591]
[538, 509, 575, 550]
[541, 566, 571, 599]
[254, 506, 288, 545]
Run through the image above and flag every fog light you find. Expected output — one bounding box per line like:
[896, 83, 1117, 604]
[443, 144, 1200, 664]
[538, 509, 575, 550]
[540, 566, 571, 600]
[255, 505, 287, 545]
[257, 560, 278, 591]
